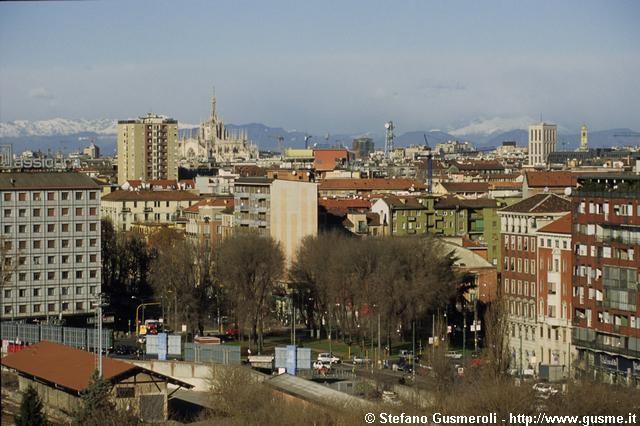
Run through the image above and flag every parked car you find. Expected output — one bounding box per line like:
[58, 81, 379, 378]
[313, 360, 331, 370]
[317, 353, 341, 364]
[352, 355, 370, 365]
[533, 383, 559, 396]
[399, 349, 413, 358]
[445, 350, 462, 359]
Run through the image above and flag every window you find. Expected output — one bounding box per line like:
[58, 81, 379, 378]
[3, 193, 11, 201]
[47, 192, 55, 201]
[33, 256, 41, 265]
[62, 302, 69, 311]
[76, 255, 83, 263]
[33, 272, 41, 281]
[116, 387, 135, 398]
[33, 304, 41, 313]
[75, 223, 83, 232]
[47, 256, 55, 264]
[62, 255, 69, 264]
[89, 285, 96, 294]
[3, 224, 10, 234]
[47, 224, 55, 232]
[47, 240, 55, 249]
[75, 191, 83, 201]
[61, 192, 69, 201]
[18, 192, 26, 201]
[76, 271, 83, 279]
[75, 208, 83, 216]
[75, 286, 83, 295]
[89, 270, 97, 279]
[33, 208, 41, 217]
[32, 192, 41, 201]
[89, 254, 97, 263]
[19, 305, 26, 314]
[62, 223, 69, 232]
[4, 306, 11, 314]
[47, 287, 55, 296]
[32, 240, 41, 249]
[89, 238, 97, 247]
[19, 288, 26, 297]
[61, 207, 69, 216]
[89, 222, 97, 232]
[75, 302, 84, 311]
[62, 271, 69, 280]
[48, 271, 55, 280]
[89, 191, 97, 200]
[33, 288, 40, 297]
[89, 207, 97, 216]
[48, 303, 56, 312]
[18, 209, 26, 217]
[75, 239, 83, 248]
[3, 209, 11, 218]
[4, 289, 12, 298]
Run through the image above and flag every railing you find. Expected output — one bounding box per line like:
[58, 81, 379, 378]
[573, 337, 640, 359]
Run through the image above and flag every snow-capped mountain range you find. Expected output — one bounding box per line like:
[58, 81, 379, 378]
[0, 118, 199, 138]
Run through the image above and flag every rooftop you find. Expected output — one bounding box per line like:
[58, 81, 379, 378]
[184, 197, 234, 213]
[537, 213, 572, 235]
[0, 341, 193, 393]
[435, 195, 498, 209]
[319, 178, 426, 191]
[0, 172, 100, 190]
[440, 182, 490, 193]
[500, 193, 571, 214]
[102, 190, 201, 202]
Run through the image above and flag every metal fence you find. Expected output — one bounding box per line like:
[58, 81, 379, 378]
[1, 321, 112, 349]
[183, 343, 241, 364]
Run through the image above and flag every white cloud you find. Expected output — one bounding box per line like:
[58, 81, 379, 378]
[28, 87, 55, 100]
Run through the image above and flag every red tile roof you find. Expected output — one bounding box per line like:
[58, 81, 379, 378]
[319, 178, 426, 191]
[184, 197, 234, 213]
[525, 171, 574, 188]
[102, 190, 201, 202]
[537, 213, 572, 234]
[318, 198, 372, 210]
[0, 341, 136, 392]
[440, 182, 490, 193]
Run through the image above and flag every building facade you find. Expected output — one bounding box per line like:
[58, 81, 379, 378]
[498, 193, 571, 374]
[1, 172, 101, 321]
[527, 122, 557, 167]
[100, 190, 200, 232]
[536, 214, 575, 376]
[117, 114, 178, 184]
[570, 174, 640, 385]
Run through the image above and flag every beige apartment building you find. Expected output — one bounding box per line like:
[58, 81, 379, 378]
[117, 114, 178, 184]
[234, 177, 317, 266]
[100, 190, 200, 232]
[528, 122, 557, 167]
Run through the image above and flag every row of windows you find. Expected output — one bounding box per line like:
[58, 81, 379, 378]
[8, 269, 99, 282]
[3, 301, 88, 315]
[539, 237, 568, 249]
[4, 285, 98, 299]
[3, 222, 98, 234]
[3, 238, 98, 250]
[4, 254, 98, 267]
[503, 235, 536, 252]
[2, 191, 98, 202]
[3, 207, 98, 218]
[504, 279, 536, 297]
[504, 256, 536, 273]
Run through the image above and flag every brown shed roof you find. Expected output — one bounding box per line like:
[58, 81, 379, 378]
[500, 193, 570, 214]
[525, 171, 575, 188]
[0, 341, 193, 393]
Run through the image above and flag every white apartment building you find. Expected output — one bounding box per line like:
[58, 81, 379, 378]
[100, 190, 200, 232]
[528, 122, 557, 167]
[1, 172, 101, 320]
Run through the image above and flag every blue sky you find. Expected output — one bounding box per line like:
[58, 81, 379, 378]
[1, 0, 638, 134]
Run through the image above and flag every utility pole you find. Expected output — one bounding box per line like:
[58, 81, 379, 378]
[412, 320, 416, 380]
[377, 311, 381, 369]
[473, 296, 478, 353]
[519, 328, 523, 378]
[462, 304, 467, 363]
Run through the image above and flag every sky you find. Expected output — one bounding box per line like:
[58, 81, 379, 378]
[0, 0, 639, 134]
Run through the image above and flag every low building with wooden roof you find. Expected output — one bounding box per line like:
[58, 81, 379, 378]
[0, 341, 193, 422]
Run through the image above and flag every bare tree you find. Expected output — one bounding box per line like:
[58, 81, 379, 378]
[483, 295, 511, 376]
[217, 232, 284, 353]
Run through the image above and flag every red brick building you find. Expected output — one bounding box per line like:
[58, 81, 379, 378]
[571, 174, 640, 384]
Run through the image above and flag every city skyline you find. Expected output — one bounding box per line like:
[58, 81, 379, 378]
[1, 0, 639, 135]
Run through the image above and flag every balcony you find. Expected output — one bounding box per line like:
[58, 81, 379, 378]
[573, 336, 640, 359]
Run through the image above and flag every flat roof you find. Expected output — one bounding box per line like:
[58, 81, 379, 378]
[0, 172, 100, 190]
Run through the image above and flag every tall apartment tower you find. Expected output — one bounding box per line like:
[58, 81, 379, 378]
[1, 172, 101, 321]
[528, 122, 557, 167]
[117, 114, 178, 185]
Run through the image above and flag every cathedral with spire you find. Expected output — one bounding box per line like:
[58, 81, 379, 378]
[178, 92, 258, 164]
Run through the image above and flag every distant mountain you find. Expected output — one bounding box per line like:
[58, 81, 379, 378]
[1, 117, 637, 155]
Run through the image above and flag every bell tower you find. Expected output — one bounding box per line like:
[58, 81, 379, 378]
[579, 125, 588, 152]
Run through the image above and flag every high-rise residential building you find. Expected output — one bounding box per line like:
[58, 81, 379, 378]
[352, 137, 375, 160]
[1, 172, 101, 321]
[536, 213, 575, 376]
[234, 176, 317, 266]
[498, 193, 571, 374]
[570, 174, 640, 385]
[117, 114, 178, 185]
[528, 122, 557, 167]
